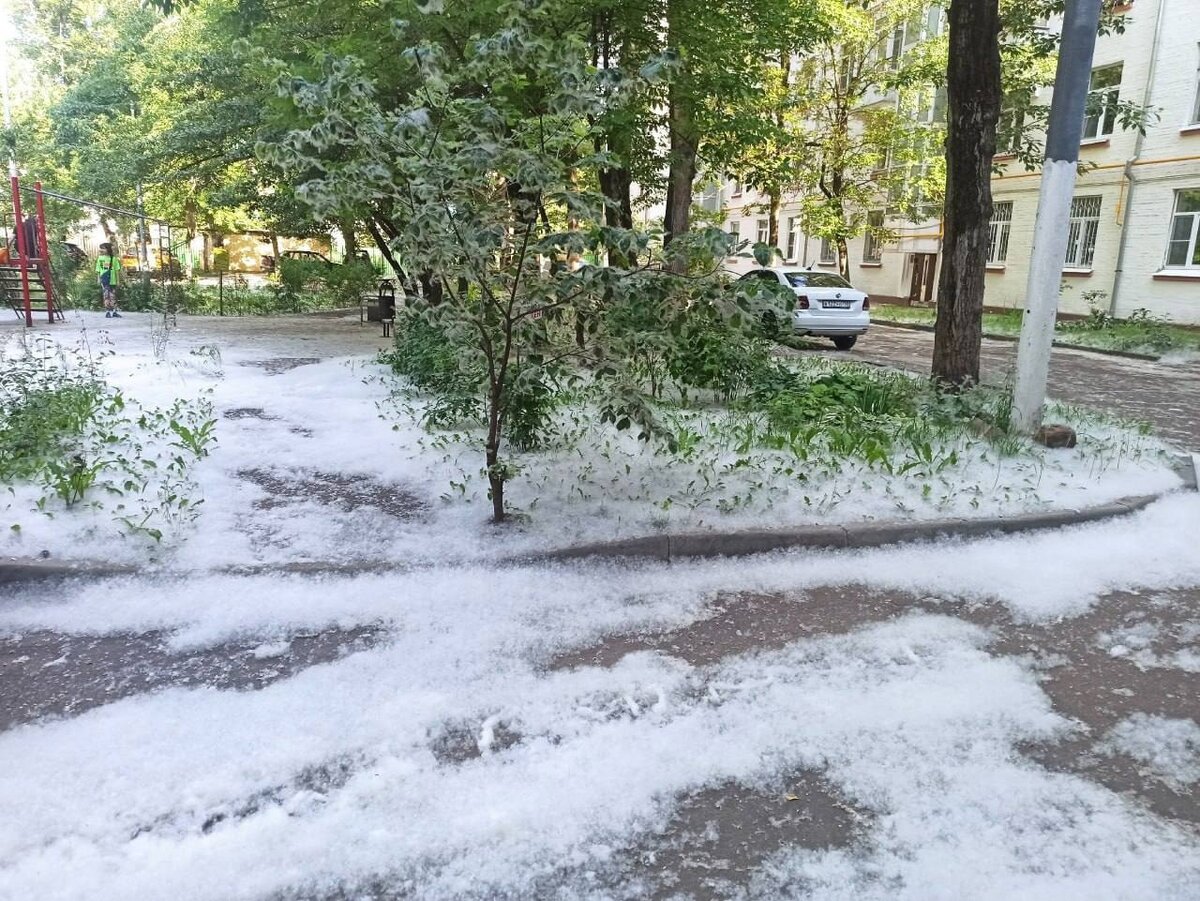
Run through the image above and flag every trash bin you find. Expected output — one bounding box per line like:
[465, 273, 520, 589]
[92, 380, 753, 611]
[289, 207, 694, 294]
[378, 280, 396, 321]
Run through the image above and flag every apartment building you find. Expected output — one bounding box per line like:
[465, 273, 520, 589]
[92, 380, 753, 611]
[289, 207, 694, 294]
[721, 0, 1200, 325]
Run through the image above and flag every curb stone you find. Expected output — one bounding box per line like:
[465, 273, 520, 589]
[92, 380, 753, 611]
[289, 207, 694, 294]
[873, 320, 1163, 362]
[533, 493, 1167, 563]
[0, 560, 140, 585]
[0, 492, 1188, 583]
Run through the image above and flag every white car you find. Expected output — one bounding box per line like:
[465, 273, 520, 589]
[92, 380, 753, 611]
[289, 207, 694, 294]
[738, 268, 870, 350]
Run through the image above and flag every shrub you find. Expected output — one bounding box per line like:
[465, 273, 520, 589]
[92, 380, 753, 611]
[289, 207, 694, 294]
[665, 306, 773, 402]
[1, 335, 216, 537]
[503, 361, 562, 452]
[274, 258, 327, 311]
[324, 261, 377, 308]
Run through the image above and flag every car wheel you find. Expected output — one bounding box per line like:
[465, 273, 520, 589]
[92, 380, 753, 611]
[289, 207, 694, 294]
[832, 335, 857, 351]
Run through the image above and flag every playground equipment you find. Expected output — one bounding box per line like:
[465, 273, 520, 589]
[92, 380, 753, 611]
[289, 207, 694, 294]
[1, 177, 58, 326]
[2, 174, 189, 327]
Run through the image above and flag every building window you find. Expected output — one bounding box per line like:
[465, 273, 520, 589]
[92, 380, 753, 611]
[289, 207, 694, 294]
[903, 8, 923, 48]
[785, 217, 800, 261]
[1165, 189, 1200, 268]
[1083, 64, 1122, 140]
[988, 201, 1013, 263]
[1065, 196, 1102, 268]
[731, 180, 743, 197]
[819, 238, 836, 265]
[925, 5, 945, 38]
[931, 86, 947, 124]
[863, 211, 884, 263]
[756, 219, 770, 245]
[888, 25, 904, 69]
[1193, 46, 1200, 124]
[727, 220, 740, 253]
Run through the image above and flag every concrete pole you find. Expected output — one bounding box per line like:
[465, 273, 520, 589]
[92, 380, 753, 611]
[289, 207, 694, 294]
[1013, 0, 1103, 432]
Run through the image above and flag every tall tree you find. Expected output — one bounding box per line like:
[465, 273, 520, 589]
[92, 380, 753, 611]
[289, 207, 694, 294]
[710, 0, 945, 278]
[661, 0, 808, 264]
[931, 0, 1002, 386]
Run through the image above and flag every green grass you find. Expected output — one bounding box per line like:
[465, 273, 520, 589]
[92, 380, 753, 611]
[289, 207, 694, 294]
[872, 303, 1200, 356]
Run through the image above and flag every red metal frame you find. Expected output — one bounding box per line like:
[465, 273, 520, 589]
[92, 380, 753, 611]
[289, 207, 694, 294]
[33, 182, 55, 322]
[10, 175, 33, 327]
[6, 176, 59, 326]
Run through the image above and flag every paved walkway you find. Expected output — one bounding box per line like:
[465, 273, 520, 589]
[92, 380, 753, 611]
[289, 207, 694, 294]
[3, 576, 1197, 897]
[819, 326, 1200, 451]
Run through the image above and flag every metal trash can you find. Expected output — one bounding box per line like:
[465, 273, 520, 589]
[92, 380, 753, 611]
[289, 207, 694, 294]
[378, 280, 396, 320]
[378, 280, 397, 336]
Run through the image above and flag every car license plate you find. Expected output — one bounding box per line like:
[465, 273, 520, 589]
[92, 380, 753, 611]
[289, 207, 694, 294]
[823, 300, 851, 309]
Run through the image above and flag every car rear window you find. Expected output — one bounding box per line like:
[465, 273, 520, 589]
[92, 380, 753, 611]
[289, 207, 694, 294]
[783, 272, 852, 289]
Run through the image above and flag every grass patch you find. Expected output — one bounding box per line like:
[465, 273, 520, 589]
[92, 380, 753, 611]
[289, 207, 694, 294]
[384, 309, 1169, 526]
[1, 335, 218, 542]
[872, 303, 1200, 356]
[62, 266, 375, 317]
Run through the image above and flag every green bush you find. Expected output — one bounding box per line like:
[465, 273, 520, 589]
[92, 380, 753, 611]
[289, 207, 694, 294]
[765, 370, 918, 426]
[666, 307, 772, 401]
[324, 261, 377, 308]
[274, 258, 327, 311]
[382, 308, 564, 449]
[503, 361, 562, 451]
[1058, 305, 1180, 352]
[0, 381, 103, 482]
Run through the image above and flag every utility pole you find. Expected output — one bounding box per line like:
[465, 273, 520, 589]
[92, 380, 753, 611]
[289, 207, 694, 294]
[1012, 0, 1103, 432]
[131, 102, 151, 286]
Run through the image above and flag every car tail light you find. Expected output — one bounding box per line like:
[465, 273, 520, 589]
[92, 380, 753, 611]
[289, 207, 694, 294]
[862, 296, 871, 311]
[795, 295, 810, 310]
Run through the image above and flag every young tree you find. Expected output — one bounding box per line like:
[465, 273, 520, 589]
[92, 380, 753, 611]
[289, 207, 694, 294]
[266, 2, 738, 522]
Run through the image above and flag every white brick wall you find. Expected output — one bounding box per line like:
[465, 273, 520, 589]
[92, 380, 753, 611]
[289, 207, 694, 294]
[711, 0, 1200, 323]
[1108, 0, 1200, 323]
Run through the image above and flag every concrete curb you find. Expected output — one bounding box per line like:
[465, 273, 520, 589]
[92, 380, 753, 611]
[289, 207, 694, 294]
[873, 320, 1163, 362]
[0, 560, 140, 585]
[0, 492, 1187, 583]
[0, 558, 411, 586]
[533, 493, 1165, 563]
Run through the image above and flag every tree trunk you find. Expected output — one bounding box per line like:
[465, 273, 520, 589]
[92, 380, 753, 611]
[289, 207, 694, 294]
[663, 0, 698, 272]
[932, 0, 1002, 387]
[486, 381, 506, 523]
[184, 199, 197, 241]
[599, 164, 633, 230]
[269, 232, 281, 269]
[592, 7, 635, 267]
[766, 48, 790, 261]
[598, 153, 634, 268]
[366, 215, 403, 279]
[486, 439, 505, 523]
[340, 216, 358, 262]
[663, 85, 698, 271]
[836, 236, 850, 281]
[767, 191, 781, 259]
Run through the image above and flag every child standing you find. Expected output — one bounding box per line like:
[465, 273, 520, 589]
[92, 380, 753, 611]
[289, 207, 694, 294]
[96, 243, 122, 317]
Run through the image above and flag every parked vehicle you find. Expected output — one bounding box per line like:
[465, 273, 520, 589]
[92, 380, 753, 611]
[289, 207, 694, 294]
[737, 268, 870, 350]
[0, 240, 86, 268]
[281, 250, 333, 266]
[59, 243, 88, 268]
[150, 248, 184, 277]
